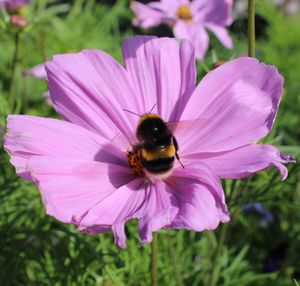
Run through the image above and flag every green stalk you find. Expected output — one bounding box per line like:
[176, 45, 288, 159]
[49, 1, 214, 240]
[248, 0, 256, 57]
[208, 219, 228, 286]
[151, 232, 158, 286]
[168, 240, 184, 286]
[9, 31, 21, 111]
[38, 30, 47, 61]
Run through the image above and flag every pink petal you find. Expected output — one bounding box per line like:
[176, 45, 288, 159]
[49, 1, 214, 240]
[23, 63, 46, 78]
[4, 115, 127, 180]
[180, 57, 284, 153]
[139, 163, 229, 243]
[79, 163, 228, 247]
[206, 23, 233, 49]
[10, 14, 28, 27]
[26, 157, 134, 230]
[122, 36, 196, 121]
[79, 179, 148, 248]
[45, 50, 138, 143]
[0, 0, 31, 10]
[173, 21, 209, 60]
[138, 180, 179, 243]
[167, 163, 229, 231]
[189, 144, 295, 181]
[131, 1, 165, 29]
[160, 0, 188, 13]
[191, 0, 233, 26]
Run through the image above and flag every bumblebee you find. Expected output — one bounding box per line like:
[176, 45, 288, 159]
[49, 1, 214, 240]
[127, 113, 183, 178]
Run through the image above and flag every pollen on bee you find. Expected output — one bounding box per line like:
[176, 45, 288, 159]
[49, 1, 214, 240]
[176, 5, 193, 22]
[127, 150, 145, 178]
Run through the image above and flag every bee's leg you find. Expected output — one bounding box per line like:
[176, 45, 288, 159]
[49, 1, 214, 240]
[172, 136, 185, 169]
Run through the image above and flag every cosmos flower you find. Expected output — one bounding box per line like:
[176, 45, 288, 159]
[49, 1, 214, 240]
[4, 36, 294, 248]
[131, 0, 233, 59]
[23, 63, 47, 78]
[0, 0, 31, 11]
[23, 64, 51, 104]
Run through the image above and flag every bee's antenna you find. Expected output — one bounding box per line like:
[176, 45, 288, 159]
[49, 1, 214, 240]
[148, 103, 157, 114]
[123, 109, 142, 117]
[175, 152, 185, 169]
[178, 160, 185, 169]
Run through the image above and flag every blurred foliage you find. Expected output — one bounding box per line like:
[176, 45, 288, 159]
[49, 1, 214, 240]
[0, 0, 299, 285]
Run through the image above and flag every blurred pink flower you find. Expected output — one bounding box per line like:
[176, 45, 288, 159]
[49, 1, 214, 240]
[10, 14, 27, 27]
[4, 36, 294, 248]
[131, 0, 233, 59]
[23, 64, 47, 78]
[0, 0, 31, 10]
[23, 64, 52, 104]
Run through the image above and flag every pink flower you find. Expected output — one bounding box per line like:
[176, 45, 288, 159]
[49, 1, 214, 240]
[0, 0, 31, 10]
[4, 36, 294, 248]
[23, 64, 52, 104]
[131, 0, 233, 59]
[10, 14, 27, 27]
[23, 64, 47, 78]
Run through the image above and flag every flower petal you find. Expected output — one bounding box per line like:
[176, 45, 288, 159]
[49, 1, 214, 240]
[0, 0, 31, 10]
[188, 144, 295, 181]
[122, 36, 196, 121]
[4, 115, 127, 180]
[79, 179, 148, 248]
[138, 180, 179, 243]
[167, 163, 229, 231]
[26, 157, 133, 230]
[191, 0, 233, 26]
[139, 163, 229, 243]
[173, 22, 209, 60]
[131, 1, 165, 28]
[23, 63, 46, 78]
[206, 23, 233, 49]
[45, 50, 138, 142]
[180, 57, 284, 153]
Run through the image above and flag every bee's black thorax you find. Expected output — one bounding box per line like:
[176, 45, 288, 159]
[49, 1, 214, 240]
[134, 114, 177, 175]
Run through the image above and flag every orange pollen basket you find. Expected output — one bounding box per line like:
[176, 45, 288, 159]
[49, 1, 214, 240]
[176, 5, 193, 22]
[127, 150, 145, 178]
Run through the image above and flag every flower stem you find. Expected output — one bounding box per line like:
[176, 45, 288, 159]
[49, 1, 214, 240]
[208, 224, 228, 286]
[248, 0, 256, 57]
[9, 31, 21, 111]
[38, 30, 47, 61]
[151, 232, 158, 286]
[168, 240, 184, 286]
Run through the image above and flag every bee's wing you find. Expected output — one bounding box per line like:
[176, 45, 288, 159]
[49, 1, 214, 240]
[166, 117, 214, 152]
[167, 117, 213, 135]
[110, 130, 136, 151]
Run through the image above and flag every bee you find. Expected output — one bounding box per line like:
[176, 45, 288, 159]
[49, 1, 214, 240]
[127, 113, 183, 178]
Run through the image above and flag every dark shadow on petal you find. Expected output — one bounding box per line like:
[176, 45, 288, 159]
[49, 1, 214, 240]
[94, 144, 127, 166]
[95, 143, 145, 191]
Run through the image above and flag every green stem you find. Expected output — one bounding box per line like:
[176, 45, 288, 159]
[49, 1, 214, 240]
[38, 30, 47, 61]
[167, 240, 184, 286]
[248, 0, 256, 57]
[151, 232, 158, 286]
[208, 224, 228, 286]
[9, 31, 21, 111]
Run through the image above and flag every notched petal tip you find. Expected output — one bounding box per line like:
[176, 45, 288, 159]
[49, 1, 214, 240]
[275, 151, 296, 181]
[112, 223, 128, 249]
[279, 152, 296, 164]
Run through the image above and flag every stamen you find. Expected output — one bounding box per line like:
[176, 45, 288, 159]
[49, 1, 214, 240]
[176, 5, 193, 22]
[127, 150, 145, 177]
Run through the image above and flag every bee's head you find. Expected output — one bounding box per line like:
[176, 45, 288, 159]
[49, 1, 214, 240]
[136, 114, 170, 145]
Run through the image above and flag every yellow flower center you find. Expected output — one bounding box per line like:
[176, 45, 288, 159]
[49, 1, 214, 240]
[176, 5, 193, 22]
